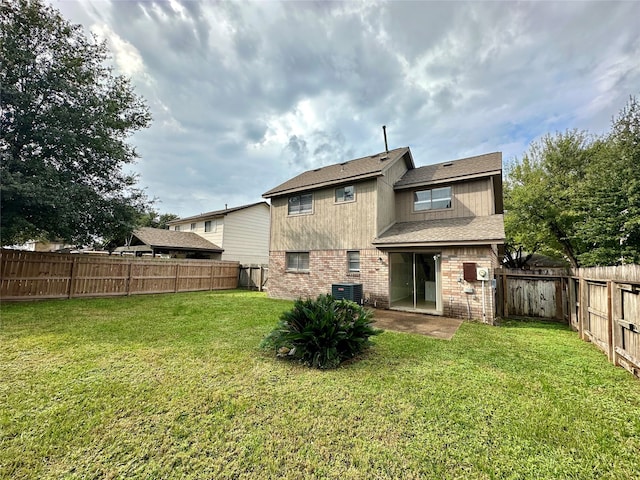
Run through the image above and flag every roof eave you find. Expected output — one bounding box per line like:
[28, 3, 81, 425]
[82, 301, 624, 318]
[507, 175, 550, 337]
[148, 245, 224, 253]
[263, 171, 383, 199]
[373, 239, 505, 249]
[168, 201, 269, 224]
[395, 169, 503, 190]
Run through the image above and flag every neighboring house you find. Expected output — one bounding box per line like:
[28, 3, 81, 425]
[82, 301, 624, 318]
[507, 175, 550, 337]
[116, 227, 223, 259]
[262, 147, 505, 323]
[166, 202, 270, 265]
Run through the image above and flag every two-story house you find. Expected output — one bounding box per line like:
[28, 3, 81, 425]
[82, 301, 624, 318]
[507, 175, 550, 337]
[262, 147, 505, 323]
[167, 202, 270, 265]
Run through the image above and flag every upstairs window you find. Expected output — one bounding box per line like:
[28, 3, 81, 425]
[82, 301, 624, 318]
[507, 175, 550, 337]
[286, 252, 310, 271]
[190, 223, 196, 231]
[288, 193, 313, 215]
[335, 185, 355, 203]
[174, 225, 181, 231]
[347, 251, 360, 273]
[205, 220, 218, 233]
[414, 187, 452, 211]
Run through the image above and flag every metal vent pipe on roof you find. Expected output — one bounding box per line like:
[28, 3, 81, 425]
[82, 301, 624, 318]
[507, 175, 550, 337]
[382, 125, 389, 153]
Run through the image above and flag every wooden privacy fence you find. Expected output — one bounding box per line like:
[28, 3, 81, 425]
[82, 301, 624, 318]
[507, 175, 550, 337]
[496, 265, 640, 379]
[238, 265, 268, 291]
[495, 267, 567, 321]
[1, 249, 239, 300]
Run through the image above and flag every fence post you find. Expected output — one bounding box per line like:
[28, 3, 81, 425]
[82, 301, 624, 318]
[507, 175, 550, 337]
[607, 280, 614, 363]
[555, 278, 564, 321]
[126, 260, 133, 296]
[68, 256, 78, 299]
[501, 270, 508, 318]
[579, 274, 588, 341]
[174, 263, 180, 293]
[210, 263, 215, 291]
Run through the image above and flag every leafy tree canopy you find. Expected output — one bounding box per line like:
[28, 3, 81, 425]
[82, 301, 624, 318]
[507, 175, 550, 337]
[0, 0, 152, 246]
[505, 96, 640, 267]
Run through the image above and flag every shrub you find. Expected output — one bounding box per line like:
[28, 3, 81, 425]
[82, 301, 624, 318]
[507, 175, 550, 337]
[261, 294, 382, 369]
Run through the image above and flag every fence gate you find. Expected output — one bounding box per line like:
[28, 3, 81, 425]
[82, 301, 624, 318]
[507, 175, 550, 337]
[614, 283, 640, 376]
[238, 265, 268, 291]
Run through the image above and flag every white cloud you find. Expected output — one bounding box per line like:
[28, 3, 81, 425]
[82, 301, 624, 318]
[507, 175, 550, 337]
[90, 23, 146, 78]
[49, 0, 640, 217]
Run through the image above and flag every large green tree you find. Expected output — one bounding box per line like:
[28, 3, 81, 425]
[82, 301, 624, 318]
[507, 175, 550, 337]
[577, 97, 640, 265]
[0, 0, 151, 246]
[505, 96, 640, 267]
[504, 130, 592, 268]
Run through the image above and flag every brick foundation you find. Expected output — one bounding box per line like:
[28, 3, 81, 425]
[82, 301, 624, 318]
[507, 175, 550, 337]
[268, 245, 500, 323]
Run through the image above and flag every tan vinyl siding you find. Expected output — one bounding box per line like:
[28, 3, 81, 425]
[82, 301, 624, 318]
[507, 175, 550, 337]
[395, 178, 494, 222]
[270, 179, 377, 251]
[376, 157, 409, 235]
[221, 205, 270, 264]
[193, 220, 224, 250]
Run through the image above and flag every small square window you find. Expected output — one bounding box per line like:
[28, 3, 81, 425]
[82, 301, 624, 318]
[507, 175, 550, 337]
[347, 251, 360, 272]
[174, 225, 181, 231]
[205, 220, 218, 233]
[335, 185, 355, 203]
[286, 252, 310, 271]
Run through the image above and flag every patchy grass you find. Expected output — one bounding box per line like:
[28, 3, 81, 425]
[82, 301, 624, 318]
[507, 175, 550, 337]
[1, 290, 639, 479]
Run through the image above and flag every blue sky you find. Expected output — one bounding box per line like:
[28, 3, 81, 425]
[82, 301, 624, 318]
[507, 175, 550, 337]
[51, 0, 640, 217]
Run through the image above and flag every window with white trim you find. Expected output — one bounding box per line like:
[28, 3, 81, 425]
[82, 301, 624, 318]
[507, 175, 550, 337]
[414, 187, 452, 211]
[347, 251, 360, 273]
[288, 193, 313, 215]
[335, 185, 355, 203]
[190, 223, 196, 231]
[286, 252, 310, 271]
[174, 225, 181, 231]
[205, 220, 217, 233]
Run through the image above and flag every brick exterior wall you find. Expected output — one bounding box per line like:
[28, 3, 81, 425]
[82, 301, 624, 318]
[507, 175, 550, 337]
[268, 248, 390, 308]
[439, 245, 499, 323]
[268, 244, 500, 323]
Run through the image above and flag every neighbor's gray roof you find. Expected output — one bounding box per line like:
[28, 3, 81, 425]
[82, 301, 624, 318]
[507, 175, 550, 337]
[263, 147, 413, 198]
[132, 227, 223, 252]
[373, 215, 505, 247]
[168, 201, 269, 225]
[395, 152, 502, 190]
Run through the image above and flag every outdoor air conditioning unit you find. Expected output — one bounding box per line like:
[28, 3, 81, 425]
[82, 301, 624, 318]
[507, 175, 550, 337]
[331, 283, 363, 304]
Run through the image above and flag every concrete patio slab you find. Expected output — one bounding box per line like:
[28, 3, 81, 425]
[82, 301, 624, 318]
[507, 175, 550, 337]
[371, 309, 464, 340]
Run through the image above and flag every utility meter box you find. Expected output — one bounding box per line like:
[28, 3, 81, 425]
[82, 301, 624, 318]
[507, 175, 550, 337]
[476, 267, 490, 281]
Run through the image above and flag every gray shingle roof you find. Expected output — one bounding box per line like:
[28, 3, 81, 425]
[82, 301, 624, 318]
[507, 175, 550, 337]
[263, 147, 413, 198]
[132, 227, 223, 252]
[395, 152, 502, 190]
[373, 215, 505, 247]
[168, 201, 269, 225]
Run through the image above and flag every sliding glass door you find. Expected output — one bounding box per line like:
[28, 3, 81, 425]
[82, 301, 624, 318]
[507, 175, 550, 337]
[389, 252, 441, 313]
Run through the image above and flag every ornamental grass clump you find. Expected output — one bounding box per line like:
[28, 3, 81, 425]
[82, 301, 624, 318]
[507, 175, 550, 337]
[261, 294, 382, 369]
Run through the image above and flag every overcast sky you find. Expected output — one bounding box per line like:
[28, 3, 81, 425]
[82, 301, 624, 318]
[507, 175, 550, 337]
[51, 0, 640, 218]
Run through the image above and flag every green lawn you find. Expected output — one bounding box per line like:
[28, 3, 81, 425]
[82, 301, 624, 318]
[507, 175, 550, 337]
[1, 290, 639, 479]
